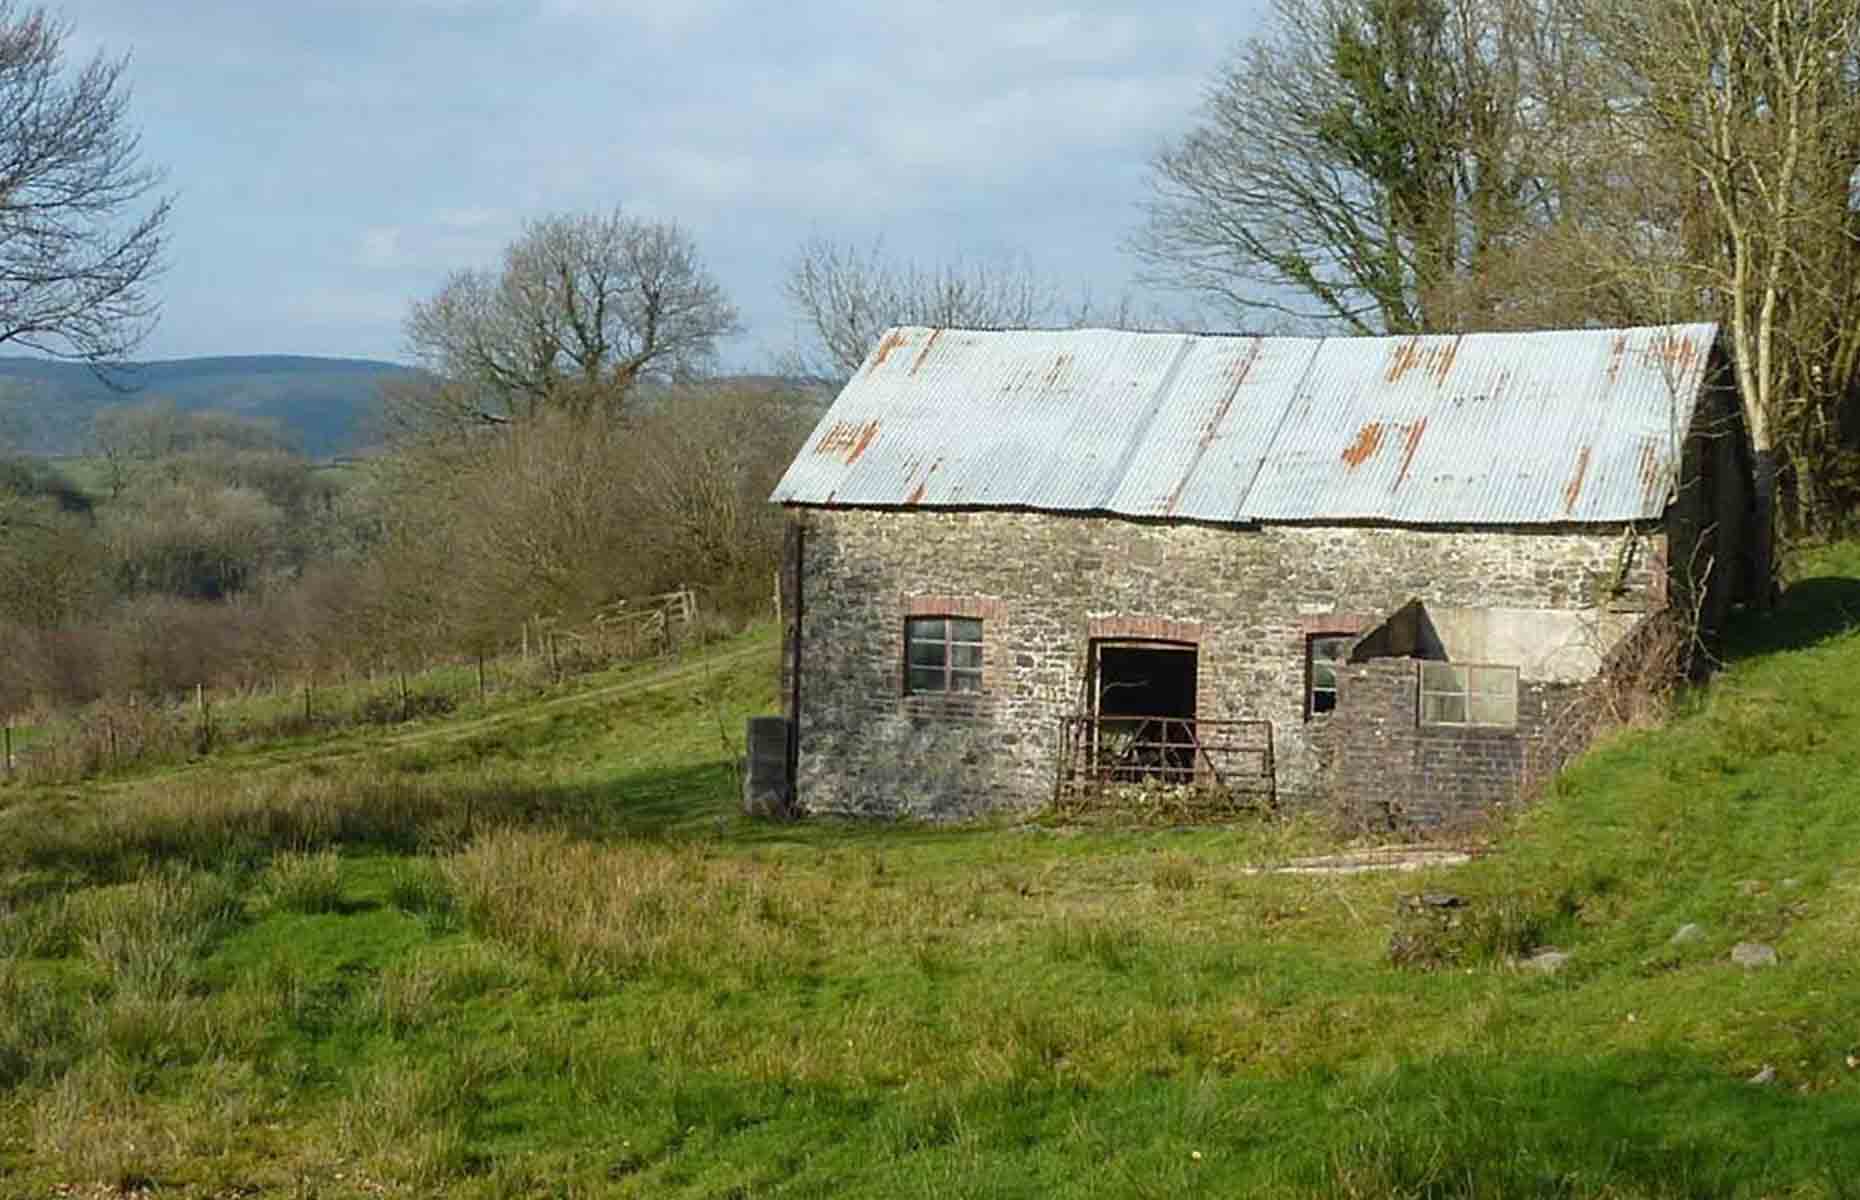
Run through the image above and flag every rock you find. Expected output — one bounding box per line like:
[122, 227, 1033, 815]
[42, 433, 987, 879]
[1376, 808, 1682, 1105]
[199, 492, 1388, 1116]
[1418, 892, 1464, 908]
[1780, 878, 1801, 891]
[1731, 942, 1779, 969]
[1669, 923, 1704, 946]
[1747, 1064, 1776, 1086]
[1736, 879, 1765, 897]
[1523, 949, 1570, 974]
[741, 717, 794, 819]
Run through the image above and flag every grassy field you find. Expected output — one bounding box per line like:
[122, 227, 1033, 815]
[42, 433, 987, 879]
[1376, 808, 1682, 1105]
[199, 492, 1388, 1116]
[11, 617, 739, 786]
[2, 553, 1859, 1198]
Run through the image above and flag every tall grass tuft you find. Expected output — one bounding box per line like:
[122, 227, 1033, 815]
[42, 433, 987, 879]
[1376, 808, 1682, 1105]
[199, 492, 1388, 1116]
[0, 959, 81, 1088]
[442, 829, 822, 984]
[68, 867, 242, 998]
[0, 767, 557, 883]
[1046, 915, 1145, 972]
[336, 1048, 511, 1187]
[30, 1054, 173, 1191]
[260, 848, 345, 914]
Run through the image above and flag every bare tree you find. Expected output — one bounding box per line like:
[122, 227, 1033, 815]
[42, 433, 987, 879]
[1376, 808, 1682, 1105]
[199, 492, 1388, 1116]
[402, 209, 740, 429]
[1133, 0, 1568, 334]
[0, 491, 102, 626]
[1586, 0, 1860, 562]
[92, 400, 292, 500]
[783, 236, 1062, 379]
[621, 382, 819, 603]
[0, 3, 170, 363]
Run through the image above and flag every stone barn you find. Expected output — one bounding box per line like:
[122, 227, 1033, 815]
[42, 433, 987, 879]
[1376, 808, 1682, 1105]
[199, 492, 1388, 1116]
[765, 323, 1754, 826]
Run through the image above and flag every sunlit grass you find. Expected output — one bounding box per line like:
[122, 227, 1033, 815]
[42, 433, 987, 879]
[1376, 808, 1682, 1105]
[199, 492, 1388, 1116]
[0, 592, 1856, 1196]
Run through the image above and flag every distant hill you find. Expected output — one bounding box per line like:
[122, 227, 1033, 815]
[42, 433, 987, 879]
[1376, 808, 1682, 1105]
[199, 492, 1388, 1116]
[0, 355, 423, 459]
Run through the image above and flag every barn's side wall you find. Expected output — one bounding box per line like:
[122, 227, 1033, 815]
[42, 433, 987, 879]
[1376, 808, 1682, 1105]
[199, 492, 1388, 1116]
[1666, 368, 1754, 648]
[787, 509, 1665, 821]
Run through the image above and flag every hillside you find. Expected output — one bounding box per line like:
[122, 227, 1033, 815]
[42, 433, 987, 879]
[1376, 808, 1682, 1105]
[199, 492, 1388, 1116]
[0, 551, 1858, 1197]
[0, 354, 423, 459]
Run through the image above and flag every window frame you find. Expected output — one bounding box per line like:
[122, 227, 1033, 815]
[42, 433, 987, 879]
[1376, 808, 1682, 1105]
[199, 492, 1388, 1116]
[904, 615, 985, 695]
[1304, 633, 1354, 719]
[1417, 662, 1519, 728]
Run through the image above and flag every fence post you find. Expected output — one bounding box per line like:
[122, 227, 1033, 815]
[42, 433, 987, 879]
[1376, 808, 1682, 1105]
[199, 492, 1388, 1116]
[399, 672, 410, 722]
[477, 653, 487, 702]
[106, 715, 117, 769]
[197, 683, 211, 752]
[304, 683, 313, 726]
[3, 721, 11, 780]
[548, 633, 560, 682]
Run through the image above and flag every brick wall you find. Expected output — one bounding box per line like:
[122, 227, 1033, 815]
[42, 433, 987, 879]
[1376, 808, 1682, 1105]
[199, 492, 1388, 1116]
[786, 509, 1664, 821]
[1324, 660, 1576, 829]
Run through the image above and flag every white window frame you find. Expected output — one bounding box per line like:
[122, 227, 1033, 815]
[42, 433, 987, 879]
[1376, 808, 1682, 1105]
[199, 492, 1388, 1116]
[1418, 662, 1519, 728]
[1305, 634, 1353, 719]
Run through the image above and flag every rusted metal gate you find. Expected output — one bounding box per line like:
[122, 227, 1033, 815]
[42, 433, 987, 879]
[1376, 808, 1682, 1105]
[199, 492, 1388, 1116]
[1055, 715, 1275, 816]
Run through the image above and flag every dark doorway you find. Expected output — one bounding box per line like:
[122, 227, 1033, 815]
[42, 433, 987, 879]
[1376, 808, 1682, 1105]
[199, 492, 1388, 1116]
[1091, 641, 1199, 780]
[1094, 642, 1198, 720]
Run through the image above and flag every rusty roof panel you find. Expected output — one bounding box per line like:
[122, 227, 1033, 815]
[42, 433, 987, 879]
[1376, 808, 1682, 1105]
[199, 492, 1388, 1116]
[769, 322, 1720, 525]
[1104, 335, 1323, 520]
[1240, 324, 1716, 523]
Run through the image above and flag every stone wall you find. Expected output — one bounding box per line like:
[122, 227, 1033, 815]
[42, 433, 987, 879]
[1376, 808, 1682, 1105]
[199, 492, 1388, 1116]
[786, 509, 1665, 821]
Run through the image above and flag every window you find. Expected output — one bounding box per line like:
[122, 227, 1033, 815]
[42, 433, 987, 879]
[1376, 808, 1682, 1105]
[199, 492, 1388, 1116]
[1418, 663, 1518, 727]
[906, 616, 983, 694]
[1306, 634, 1352, 717]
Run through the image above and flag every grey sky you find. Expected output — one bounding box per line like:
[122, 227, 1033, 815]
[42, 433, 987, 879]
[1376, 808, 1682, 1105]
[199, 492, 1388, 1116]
[57, 1, 1267, 368]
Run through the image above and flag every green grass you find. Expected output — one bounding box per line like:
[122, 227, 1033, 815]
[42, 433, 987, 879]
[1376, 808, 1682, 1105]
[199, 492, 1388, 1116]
[0, 556, 1858, 1197]
[5, 619, 761, 786]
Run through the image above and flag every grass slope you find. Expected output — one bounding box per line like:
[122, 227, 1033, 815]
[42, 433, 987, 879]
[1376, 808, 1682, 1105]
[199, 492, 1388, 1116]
[2, 558, 1859, 1198]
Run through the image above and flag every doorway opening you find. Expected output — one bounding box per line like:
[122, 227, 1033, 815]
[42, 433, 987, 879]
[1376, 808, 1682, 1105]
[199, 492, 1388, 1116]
[1094, 642, 1197, 722]
[1090, 641, 1198, 779]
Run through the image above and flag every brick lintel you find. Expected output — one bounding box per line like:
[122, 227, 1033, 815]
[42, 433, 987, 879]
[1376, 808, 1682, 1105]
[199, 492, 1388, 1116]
[1088, 615, 1205, 644]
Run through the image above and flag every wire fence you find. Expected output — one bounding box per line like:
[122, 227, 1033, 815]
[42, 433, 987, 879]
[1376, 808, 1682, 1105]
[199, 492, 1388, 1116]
[2, 588, 709, 786]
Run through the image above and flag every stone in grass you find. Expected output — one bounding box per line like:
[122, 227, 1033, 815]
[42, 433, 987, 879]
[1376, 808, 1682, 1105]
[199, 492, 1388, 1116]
[1522, 948, 1570, 974]
[1731, 942, 1779, 969]
[1669, 923, 1705, 946]
[1747, 1064, 1776, 1086]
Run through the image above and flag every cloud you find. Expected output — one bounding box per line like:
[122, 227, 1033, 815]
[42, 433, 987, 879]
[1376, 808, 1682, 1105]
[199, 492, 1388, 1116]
[356, 227, 404, 270]
[52, 0, 1266, 362]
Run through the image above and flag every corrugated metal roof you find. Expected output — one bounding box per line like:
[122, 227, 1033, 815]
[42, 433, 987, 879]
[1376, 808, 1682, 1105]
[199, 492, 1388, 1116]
[770, 322, 1721, 525]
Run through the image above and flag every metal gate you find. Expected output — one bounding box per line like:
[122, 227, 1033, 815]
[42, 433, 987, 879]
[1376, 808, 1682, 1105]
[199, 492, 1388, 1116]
[1055, 714, 1275, 815]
